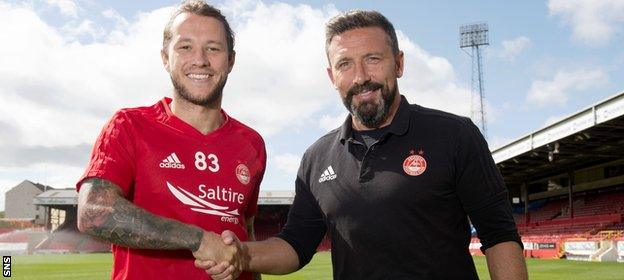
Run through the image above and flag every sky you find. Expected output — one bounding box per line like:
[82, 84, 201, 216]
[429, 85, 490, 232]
[0, 0, 623, 210]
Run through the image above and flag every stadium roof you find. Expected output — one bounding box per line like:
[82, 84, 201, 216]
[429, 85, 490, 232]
[258, 190, 295, 205]
[33, 189, 78, 206]
[492, 91, 624, 185]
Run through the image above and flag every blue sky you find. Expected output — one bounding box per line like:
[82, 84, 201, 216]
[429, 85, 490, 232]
[0, 0, 623, 210]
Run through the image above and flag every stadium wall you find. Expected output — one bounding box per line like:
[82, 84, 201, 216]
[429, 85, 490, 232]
[617, 239, 624, 262]
[469, 239, 563, 259]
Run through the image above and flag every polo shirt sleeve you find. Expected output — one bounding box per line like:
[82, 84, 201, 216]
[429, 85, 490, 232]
[454, 118, 522, 253]
[76, 110, 136, 197]
[275, 151, 328, 269]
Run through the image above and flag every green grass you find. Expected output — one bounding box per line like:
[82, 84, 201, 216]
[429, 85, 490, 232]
[264, 253, 333, 280]
[476, 256, 624, 280]
[11, 253, 112, 279]
[10, 252, 624, 279]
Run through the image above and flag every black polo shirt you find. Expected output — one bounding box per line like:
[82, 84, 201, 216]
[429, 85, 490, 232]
[277, 96, 521, 279]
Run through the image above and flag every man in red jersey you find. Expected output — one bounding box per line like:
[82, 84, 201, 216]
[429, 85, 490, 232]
[76, 1, 264, 279]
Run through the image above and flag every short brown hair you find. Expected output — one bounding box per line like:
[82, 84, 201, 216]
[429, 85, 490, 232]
[162, 0, 235, 58]
[325, 10, 399, 56]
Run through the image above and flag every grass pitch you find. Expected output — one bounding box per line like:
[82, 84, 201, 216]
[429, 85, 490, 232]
[10, 252, 624, 279]
[11, 253, 112, 279]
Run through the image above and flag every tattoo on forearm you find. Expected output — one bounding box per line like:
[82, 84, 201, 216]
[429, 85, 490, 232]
[78, 178, 203, 251]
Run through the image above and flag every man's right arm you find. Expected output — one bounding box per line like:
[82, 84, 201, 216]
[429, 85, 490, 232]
[77, 177, 236, 263]
[199, 234, 300, 279]
[244, 237, 300, 274]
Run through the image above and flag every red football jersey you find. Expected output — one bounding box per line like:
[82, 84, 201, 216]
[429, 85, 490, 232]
[77, 97, 266, 280]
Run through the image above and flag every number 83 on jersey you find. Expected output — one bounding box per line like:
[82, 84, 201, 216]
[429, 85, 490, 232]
[194, 151, 219, 172]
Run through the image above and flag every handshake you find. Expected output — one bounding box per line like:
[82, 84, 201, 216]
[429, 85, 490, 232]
[192, 230, 249, 280]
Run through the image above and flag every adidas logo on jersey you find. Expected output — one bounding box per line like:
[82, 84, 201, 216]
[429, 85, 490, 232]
[318, 165, 337, 183]
[160, 153, 185, 169]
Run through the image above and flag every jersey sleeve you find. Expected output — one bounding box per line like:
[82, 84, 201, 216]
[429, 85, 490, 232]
[244, 137, 267, 218]
[76, 110, 136, 197]
[275, 151, 327, 269]
[454, 118, 522, 253]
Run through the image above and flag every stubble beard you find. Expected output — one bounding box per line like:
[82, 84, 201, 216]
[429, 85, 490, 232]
[342, 80, 397, 129]
[171, 74, 228, 108]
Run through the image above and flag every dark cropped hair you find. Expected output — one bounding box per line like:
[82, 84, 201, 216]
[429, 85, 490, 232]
[325, 10, 399, 56]
[162, 0, 235, 58]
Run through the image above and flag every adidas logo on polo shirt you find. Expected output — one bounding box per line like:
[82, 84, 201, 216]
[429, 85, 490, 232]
[318, 165, 337, 183]
[160, 153, 186, 169]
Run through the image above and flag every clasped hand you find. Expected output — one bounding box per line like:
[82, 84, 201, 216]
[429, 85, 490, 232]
[192, 230, 247, 280]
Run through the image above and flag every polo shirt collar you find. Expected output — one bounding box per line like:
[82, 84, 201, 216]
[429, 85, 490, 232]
[339, 95, 411, 144]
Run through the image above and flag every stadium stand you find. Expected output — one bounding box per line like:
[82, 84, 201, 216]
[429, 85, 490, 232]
[35, 231, 110, 253]
[254, 224, 281, 241]
[517, 190, 624, 234]
[0, 229, 29, 243]
[254, 205, 331, 252]
[0, 227, 47, 255]
[31, 207, 111, 253]
[470, 91, 624, 261]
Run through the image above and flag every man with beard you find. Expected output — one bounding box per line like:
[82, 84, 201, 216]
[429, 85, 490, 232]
[201, 10, 527, 280]
[76, 1, 264, 279]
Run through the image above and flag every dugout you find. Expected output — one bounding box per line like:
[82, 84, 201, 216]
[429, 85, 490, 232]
[32, 189, 77, 231]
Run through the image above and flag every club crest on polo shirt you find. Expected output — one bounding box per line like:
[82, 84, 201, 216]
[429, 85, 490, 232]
[159, 152, 186, 169]
[319, 165, 337, 183]
[403, 149, 427, 176]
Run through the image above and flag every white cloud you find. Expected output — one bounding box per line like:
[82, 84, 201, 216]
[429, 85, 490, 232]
[397, 31, 472, 117]
[548, 0, 624, 47]
[0, 0, 474, 190]
[272, 153, 301, 174]
[102, 8, 130, 33]
[526, 69, 608, 107]
[318, 113, 347, 132]
[61, 19, 103, 41]
[0, 2, 173, 189]
[220, 1, 339, 135]
[44, 0, 78, 18]
[498, 36, 531, 62]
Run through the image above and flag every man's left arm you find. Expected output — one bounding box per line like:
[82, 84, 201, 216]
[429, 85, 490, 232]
[454, 118, 527, 280]
[246, 217, 262, 280]
[484, 241, 527, 280]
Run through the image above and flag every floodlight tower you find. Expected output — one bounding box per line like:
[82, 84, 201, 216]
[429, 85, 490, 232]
[460, 22, 489, 138]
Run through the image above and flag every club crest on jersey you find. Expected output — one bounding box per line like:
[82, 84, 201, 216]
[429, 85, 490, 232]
[236, 164, 251, 185]
[403, 151, 427, 176]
